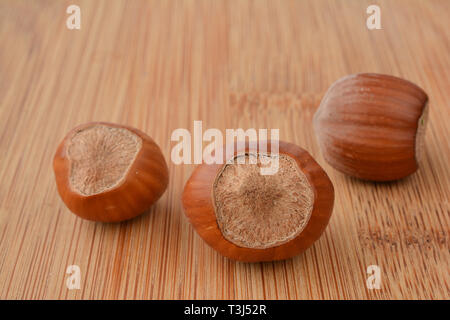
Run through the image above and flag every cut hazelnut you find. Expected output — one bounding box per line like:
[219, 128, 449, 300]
[182, 141, 334, 262]
[314, 73, 429, 181]
[53, 122, 169, 222]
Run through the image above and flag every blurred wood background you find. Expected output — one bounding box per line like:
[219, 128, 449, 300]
[0, 0, 449, 299]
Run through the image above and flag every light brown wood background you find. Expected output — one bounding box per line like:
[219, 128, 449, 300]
[0, 0, 449, 300]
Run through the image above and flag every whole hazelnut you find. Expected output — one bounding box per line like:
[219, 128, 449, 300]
[53, 122, 169, 222]
[314, 73, 429, 181]
[182, 141, 334, 262]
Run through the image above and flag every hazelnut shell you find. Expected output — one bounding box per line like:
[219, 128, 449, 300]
[182, 141, 334, 262]
[53, 122, 169, 222]
[314, 73, 428, 181]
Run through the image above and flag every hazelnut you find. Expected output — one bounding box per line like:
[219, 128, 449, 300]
[182, 141, 334, 262]
[53, 122, 169, 222]
[314, 73, 429, 181]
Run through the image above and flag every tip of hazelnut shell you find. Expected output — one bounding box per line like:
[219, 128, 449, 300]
[53, 122, 169, 222]
[314, 73, 429, 181]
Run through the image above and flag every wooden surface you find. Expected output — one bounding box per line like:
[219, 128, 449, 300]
[0, 0, 449, 300]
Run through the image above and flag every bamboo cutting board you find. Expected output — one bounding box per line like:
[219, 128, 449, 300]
[0, 0, 449, 300]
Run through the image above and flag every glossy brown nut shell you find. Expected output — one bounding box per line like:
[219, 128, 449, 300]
[182, 141, 334, 262]
[53, 122, 169, 222]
